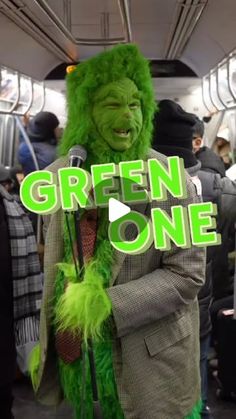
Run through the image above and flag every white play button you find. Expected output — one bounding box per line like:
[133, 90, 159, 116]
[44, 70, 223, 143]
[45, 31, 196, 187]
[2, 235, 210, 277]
[109, 198, 131, 222]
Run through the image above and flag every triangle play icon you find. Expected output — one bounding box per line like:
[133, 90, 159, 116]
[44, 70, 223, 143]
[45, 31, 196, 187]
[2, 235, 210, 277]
[109, 198, 131, 222]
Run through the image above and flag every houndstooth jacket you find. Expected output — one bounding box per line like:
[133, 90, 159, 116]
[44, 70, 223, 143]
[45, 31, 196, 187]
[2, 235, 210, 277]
[36, 149, 205, 419]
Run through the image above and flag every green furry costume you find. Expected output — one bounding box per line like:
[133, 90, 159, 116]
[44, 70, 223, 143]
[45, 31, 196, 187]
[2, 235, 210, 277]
[31, 44, 201, 418]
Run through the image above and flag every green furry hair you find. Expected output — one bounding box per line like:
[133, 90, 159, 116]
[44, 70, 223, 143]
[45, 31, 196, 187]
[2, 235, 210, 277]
[55, 262, 112, 342]
[59, 43, 156, 166]
[28, 343, 41, 391]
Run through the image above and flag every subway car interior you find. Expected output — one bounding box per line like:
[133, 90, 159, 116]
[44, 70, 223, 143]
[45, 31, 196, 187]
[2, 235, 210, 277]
[0, 1, 236, 418]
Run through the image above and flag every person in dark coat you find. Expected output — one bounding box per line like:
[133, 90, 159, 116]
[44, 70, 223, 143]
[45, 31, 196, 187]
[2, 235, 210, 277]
[18, 111, 60, 175]
[192, 119, 226, 178]
[193, 119, 235, 301]
[152, 100, 236, 419]
[0, 167, 16, 419]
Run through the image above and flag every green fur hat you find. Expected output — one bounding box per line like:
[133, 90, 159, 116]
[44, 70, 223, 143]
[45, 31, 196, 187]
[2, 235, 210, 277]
[60, 43, 156, 164]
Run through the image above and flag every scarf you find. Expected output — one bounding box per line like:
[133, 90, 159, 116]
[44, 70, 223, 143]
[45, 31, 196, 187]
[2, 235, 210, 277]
[0, 185, 42, 346]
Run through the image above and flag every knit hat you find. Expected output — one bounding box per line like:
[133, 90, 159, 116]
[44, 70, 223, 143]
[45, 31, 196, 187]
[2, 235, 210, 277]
[153, 100, 197, 148]
[27, 111, 59, 142]
[153, 100, 198, 168]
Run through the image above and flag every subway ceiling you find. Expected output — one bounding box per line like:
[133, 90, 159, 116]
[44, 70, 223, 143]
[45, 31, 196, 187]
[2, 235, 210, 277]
[0, 0, 235, 79]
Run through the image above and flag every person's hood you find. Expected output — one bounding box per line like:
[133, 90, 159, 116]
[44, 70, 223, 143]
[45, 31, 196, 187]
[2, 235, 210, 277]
[217, 127, 229, 141]
[196, 146, 225, 177]
[186, 160, 201, 177]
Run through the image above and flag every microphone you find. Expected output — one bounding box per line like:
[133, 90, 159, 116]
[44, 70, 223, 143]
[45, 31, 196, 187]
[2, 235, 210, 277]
[67, 144, 103, 419]
[69, 145, 87, 168]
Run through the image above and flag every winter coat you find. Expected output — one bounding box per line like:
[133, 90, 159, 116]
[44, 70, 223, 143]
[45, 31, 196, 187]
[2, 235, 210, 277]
[196, 146, 236, 300]
[18, 141, 56, 175]
[188, 158, 236, 337]
[0, 196, 15, 385]
[196, 146, 225, 177]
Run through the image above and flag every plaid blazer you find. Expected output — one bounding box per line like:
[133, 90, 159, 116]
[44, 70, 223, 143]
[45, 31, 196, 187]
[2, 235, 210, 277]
[36, 150, 205, 419]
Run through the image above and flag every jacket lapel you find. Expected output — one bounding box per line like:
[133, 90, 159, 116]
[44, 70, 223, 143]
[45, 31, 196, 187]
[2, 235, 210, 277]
[109, 150, 155, 286]
[110, 200, 150, 286]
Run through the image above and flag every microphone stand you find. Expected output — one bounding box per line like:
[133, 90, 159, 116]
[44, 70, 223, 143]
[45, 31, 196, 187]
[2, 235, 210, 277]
[73, 209, 104, 419]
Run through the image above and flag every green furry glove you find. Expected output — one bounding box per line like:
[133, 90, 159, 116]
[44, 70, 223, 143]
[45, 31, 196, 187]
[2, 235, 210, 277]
[55, 264, 112, 342]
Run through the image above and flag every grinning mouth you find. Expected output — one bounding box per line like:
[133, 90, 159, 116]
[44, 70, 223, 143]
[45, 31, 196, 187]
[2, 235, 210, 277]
[114, 129, 131, 138]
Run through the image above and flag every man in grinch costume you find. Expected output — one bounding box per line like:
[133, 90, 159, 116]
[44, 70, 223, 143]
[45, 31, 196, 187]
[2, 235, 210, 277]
[31, 44, 205, 419]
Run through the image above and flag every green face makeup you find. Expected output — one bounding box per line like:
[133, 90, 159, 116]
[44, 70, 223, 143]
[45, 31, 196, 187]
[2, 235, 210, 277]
[92, 78, 143, 152]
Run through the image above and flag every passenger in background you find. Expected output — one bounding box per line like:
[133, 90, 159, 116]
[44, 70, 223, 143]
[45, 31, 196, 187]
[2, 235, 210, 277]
[18, 111, 60, 175]
[0, 165, 25, 206]
[193, 119, 235, 301]
[0, 164, 14, 192]
[0, 168, 43, 409]
[212, 127, 232, 170]
[153, 99, 235, 419]
[0, 179, 16, 419]
[192, 119, 226, 178]
[8, 166, 24, 195]
[193, 119, 236, 389]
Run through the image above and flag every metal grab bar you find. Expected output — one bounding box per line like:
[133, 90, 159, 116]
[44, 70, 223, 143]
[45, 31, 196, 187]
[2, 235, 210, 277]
[33, 0, 132, 45]
[15, 116, 39, 171]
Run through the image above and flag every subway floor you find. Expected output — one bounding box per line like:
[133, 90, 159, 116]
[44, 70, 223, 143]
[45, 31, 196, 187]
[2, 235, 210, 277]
[12, 374, 236, 419]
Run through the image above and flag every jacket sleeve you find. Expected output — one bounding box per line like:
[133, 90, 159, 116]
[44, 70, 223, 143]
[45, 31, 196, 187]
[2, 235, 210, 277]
[107, 177, 206, 338]
[220, 176, 236, 223]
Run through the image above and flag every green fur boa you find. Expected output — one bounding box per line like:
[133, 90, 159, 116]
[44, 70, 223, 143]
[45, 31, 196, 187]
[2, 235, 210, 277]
[55, 264, 112, 342]
[29, 343, 41, 391]
[54, 211, 124, 418]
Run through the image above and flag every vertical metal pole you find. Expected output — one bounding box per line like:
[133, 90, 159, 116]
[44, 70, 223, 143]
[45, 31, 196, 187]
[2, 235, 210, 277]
[234, 226, 236, 320]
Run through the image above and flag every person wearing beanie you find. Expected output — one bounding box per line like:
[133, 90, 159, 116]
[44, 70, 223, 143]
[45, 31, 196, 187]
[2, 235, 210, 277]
[153, 99, 236, 418]
[18, 111, 60, 175]
[192, 117, 235, 300]
[153, 99, 198, 168]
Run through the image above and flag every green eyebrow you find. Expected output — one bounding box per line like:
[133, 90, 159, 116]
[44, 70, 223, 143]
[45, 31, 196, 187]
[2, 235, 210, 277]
[133, 91, 142, 100]
[102, 91, 142, 103]
[95, 90, 120, 102]
[94, 89, 142, 103]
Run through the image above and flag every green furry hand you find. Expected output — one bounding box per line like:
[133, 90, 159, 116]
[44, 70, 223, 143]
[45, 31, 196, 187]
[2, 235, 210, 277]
[55, 279, 112, 342]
